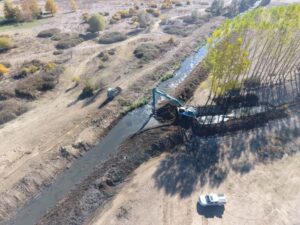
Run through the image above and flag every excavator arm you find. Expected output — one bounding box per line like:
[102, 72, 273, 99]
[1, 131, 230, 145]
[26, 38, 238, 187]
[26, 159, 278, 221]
[152, 88, 183, 113]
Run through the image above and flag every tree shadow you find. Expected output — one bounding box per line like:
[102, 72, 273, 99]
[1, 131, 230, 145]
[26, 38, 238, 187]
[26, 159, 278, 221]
[197, 203, 225, 218]
[153, 77, 300, 198]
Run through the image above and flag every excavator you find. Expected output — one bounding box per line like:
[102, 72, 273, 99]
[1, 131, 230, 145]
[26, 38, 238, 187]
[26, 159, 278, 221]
[152, 88, 198, 118]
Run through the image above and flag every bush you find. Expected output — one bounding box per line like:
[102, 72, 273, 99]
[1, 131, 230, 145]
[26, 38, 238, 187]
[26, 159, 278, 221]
[20, 0, 41, 21]
[15, 60, 43, 79]
[211, 0, 224, 16]
[160, 71, 174, 82]
[0, 100, 28, 125]
[37, 28, 61, 38]
[88, 14, 106, 33]
[137, 11, 149, 28]
[0, 64, 9, 76]
[56, 35, 83, 49]
[146, 8, 160, 17]
[0, 36, 13, 52]
[150, 3, 158, 8]
[0, 88, 15, 100]
[82, 12, 89, 22]
[45, 0, 58, 15]
[133, 43, 161, 63]
[15, 62, 62, 98]
[3, 0, 22, 22]
[123, 96, 149, 113]
[161, 0, 173, 9]
[15, 78, 38, 99]
[79, 82, 95, 99]
[174, 1, 183, 6]
[98, 32, 127, 44]
[69, 0, 77, 12]
[163, 25, 190, 37]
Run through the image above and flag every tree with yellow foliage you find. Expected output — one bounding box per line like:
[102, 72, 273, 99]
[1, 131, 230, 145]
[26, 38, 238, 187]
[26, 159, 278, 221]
[0, 64, 9, 79]
[45, 0, 58, 16]
[203, 4, 300, 99]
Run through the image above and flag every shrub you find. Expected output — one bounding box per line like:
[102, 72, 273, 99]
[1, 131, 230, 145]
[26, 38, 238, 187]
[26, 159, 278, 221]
[98, 32, 127, 44]
[82, 12, 89, 22]
[72, 75, 80, 84]
[69, 0, 77, 12]
[56, 35, 83, 49]
[45, 0, 58, 15]
[0, 64, 9, 76]
[37, 73, 57, 91]
[0, 36, 13, 52]
[0, 100, 28, 125]
[21, 64, 39, 76]
[79, 82, 95, 99]
[133, 43, 161, 63]
[174, 1, 183, 6]
[112, 12, 121, 21]
[160, 71, 173, 82]
[161, 0, 173, 9]
[163, 25, 190, 36]
[15, 62, 62, 98]
[98, 63, 105, 70]
[37, 28, 61, 38]
[15, 78, 38, 99]
[87, 14, 106, 33]
[20, 0, 41, 21]
[211, 0, 224, 16]
[122, 96, 149, 113]
[3, 0, 22, 22]
[137, 11, 149, 28]
[15, 60, 43, 79]
[146, 8, 160, 17]
[0, 88, 15, 100]
[150, 3, 158, 8]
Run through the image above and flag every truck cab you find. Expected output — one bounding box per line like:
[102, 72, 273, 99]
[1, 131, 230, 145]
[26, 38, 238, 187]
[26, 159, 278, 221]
[198, 194, 227, 206]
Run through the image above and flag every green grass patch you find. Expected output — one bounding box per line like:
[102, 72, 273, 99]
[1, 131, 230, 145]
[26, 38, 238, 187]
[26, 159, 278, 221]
[122, 96, 149, 114]
[160, 71, 174, 82]
[0, 20, 42, 32]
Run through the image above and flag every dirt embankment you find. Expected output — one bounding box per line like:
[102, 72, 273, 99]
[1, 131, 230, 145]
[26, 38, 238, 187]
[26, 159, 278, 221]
[37, 126, 185, 225]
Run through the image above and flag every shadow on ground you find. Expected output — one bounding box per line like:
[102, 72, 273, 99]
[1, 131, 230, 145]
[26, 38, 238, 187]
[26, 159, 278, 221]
[153, 111, 300, 197]
[197, 203, 225, 218]
[153, 78, 300, 198]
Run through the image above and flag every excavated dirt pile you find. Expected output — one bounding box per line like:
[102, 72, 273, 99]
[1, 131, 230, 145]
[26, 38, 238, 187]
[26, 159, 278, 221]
[37, 126, 185, 225]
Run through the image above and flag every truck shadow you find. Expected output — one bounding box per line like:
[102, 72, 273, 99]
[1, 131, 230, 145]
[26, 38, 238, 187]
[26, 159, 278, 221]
[197, 203, 225, 218]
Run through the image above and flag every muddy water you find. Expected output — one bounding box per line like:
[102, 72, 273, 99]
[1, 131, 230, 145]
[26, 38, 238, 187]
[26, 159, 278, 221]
[4, 44, 208, 225]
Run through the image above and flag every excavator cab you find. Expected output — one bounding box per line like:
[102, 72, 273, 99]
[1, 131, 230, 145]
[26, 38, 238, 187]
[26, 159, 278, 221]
[152, 88, 197, 119]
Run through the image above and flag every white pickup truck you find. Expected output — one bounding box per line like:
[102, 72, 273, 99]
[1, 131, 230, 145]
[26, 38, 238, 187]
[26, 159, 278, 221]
[198, 194, 227, 206]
